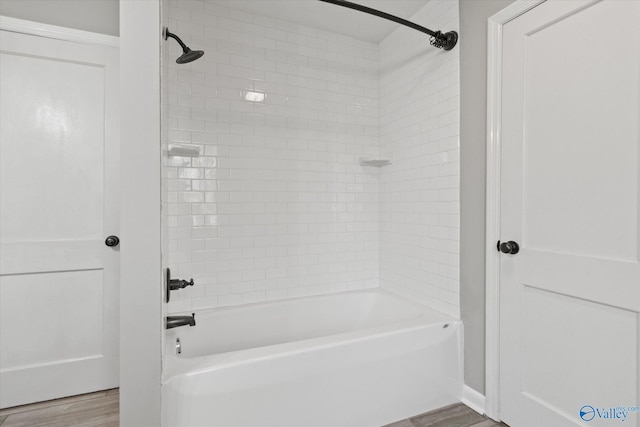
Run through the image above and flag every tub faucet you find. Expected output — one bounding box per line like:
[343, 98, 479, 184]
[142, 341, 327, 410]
[166, 313, 196, 329]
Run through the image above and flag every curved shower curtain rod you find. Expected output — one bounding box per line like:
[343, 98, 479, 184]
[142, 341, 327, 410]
[317, 0, 458, 51]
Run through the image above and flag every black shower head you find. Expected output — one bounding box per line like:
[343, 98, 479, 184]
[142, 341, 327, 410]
[176, 48, 205, 64]
[164, 28, 204, 64]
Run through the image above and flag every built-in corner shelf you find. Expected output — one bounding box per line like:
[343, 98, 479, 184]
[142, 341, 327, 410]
[168, 143, 200, 157]
[359, 156, 392, 167]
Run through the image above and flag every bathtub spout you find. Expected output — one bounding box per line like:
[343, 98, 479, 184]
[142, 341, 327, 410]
[166, 313, 196, 329]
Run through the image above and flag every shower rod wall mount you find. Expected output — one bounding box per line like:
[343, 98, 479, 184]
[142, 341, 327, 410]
[318, 0, 458, 51]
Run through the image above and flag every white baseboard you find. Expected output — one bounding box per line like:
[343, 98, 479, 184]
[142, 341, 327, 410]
[461, 385, 486, 415]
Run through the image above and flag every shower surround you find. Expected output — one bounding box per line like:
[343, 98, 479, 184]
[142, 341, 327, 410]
[163, 0, 460, 318]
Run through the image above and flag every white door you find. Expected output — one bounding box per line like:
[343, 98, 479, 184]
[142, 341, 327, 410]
[499, 1, 640, 426]
[0, 30, 120, 408]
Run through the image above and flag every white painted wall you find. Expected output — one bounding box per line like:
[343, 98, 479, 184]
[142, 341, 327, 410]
[120, 1, 162, 425]
[163, 0, 380, 313]
[379, 0, 460, 318]
[0, 0, 119, 36]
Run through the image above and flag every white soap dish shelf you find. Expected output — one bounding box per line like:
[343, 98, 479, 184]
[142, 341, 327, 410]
[359, 157, 392, 167]
[168, 143, 200, 157]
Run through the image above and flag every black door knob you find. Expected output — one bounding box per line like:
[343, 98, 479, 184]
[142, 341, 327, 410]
[105, 235, 120, 247]
[499, 241, 519, 254]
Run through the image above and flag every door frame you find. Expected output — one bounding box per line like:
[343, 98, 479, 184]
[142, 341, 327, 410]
[0, 15, 118, 47]
[484, 0, 546, 421]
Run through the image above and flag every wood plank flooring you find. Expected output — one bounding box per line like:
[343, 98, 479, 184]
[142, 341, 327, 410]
[384, 404, 508, 427]
[0, 389, 118, 427]
[0, 391, 505, 427]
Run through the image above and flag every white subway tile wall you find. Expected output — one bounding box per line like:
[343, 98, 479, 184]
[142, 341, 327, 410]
[163, 0, 381, 313]
[162, 0, 460, 317]
[379, 0, 460, 318]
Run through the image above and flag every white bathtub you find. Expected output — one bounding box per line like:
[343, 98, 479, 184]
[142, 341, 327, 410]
[162, 290, 463, 427]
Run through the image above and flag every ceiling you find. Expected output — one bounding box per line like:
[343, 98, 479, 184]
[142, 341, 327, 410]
[210, 1, 430, 43]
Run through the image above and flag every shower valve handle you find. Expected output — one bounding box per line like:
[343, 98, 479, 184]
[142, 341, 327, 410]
[169, 278, 195, 291]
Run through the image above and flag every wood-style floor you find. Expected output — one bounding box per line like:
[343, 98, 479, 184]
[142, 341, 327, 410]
[384, 404, 509, 427]
[0, 390, 507, 427]
[0, 389, 118, 427]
